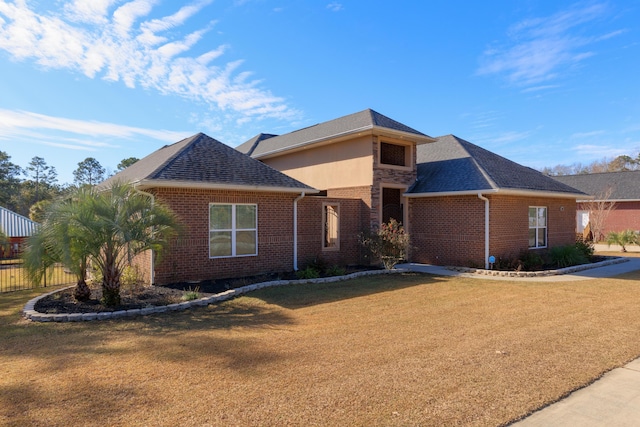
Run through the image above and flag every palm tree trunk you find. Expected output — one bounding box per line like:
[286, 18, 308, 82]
[101, 256, 121, 307]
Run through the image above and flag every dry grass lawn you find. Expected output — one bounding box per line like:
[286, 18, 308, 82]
[2, 255, 640, 426]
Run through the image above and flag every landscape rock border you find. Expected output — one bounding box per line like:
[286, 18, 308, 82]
[22, 269, 406, 323]
[446, 256, 627, 277]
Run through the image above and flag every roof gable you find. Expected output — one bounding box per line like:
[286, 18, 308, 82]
[409, 135, 585, 197]
[553, 171, 640, 200]
[240, 109, 433, 158]
[100, 133, 315, 193]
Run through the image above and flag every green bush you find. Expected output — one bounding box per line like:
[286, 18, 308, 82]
[181, 286, 200, 301]
[574, 239, 595, 259]
[605, 230, 639, 252]
[296, 266, 320, 279]
[360, 219, 409, 269]
[325, 265, 346, 277]
[549, 244, 588, 268]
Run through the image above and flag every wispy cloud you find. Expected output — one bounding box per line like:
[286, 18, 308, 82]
[477, 2, 622, 88]
[570, 130, 605, 139]
[327, 2, 343, 12]
[0, 0, 298, 122]
[0, 108, 189, 150]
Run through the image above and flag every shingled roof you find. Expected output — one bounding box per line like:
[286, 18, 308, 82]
[236, 109, 435, 158]
[99, 133, 316, 193]
[553, 171, 640, 201]
[407, 135, 586, 198]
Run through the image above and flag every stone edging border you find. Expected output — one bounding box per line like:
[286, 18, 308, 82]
[445, 257, 628, 277]
[22, 269, 406, 323]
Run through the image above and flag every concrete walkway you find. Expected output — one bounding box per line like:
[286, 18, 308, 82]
[399, 256, 640, 426]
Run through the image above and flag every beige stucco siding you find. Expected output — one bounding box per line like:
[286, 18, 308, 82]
[262, 136, 374, 190]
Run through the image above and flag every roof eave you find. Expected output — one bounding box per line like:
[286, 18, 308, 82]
[405, 188, 589, 199]
[134, 179, 319, 194]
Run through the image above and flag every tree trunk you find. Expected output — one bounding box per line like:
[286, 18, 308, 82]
[73, 279, 91, 302]
[101, 260, 121, 307]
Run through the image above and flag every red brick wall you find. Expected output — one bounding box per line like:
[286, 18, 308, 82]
[146, 188, 298, 284]
[132, 188, 368, 284]
[409, 194, 577, 267]
[297, 196, 366, 268]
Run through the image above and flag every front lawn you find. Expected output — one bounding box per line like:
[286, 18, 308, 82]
[2, 266, 640, 426]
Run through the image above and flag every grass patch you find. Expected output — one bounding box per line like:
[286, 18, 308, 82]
[2, 267, 640, 426]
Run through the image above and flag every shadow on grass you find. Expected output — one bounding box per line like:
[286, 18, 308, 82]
[248, 272, 444, 310]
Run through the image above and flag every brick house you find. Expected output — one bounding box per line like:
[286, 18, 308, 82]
[103, 109, 586, 284]
[553, 171, 640, 238]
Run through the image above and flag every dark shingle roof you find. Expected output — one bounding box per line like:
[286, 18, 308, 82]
[408, 135, 586, 197]
[236, 133, 278, 156]
[99, 133, 315, 193]
[240, 109, 434, 158]
[553, 171, 640, 200]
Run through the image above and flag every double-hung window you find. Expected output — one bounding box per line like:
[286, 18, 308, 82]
[528, 207, 547, 248]
[209, 203, 257, 258]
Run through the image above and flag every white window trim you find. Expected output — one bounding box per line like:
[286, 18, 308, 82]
[209, 203, 258, 259]
[322, 202, 340, 251]
[529, 206, 548, 249]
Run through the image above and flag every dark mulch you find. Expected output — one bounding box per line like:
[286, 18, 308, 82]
[34, 285, 197, 314]
[34, 266, 380, 314]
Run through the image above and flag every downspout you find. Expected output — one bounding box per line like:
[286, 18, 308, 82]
[135, 188, 155, 285]
[478, 193, 490, 270]
[293, 192, 306, 271]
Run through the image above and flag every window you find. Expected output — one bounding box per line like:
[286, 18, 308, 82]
[528, 207, 547, 248]
[380, 142, 407, 167]
[323, 204, 339, 250]
[209, 204, 257, 258]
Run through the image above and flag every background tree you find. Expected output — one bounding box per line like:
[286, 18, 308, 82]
[73, 157, 105, 186]
[117, 157, 139, 171]
[582, 187, 616, 242]
[24, 156, 58, 205]
[0, 151, 22, 210]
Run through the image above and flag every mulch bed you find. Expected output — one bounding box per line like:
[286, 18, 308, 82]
[34, 266, 378, 314]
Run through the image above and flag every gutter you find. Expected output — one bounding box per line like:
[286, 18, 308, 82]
[478, 193, 490, 270]
[134, 188, 156, 285]
[293, 192, 306, 271]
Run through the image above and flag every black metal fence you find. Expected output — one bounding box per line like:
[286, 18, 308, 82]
[0, 259, 75, 293]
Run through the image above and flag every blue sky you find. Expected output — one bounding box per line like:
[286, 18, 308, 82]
[0, 0, 638, 185]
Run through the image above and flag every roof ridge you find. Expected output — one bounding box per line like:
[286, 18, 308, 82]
[451, 135, 500, 190]
[148, 133, 203, 179]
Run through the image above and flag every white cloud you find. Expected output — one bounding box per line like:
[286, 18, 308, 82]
[570, 130, 605, 139]
[327, 2, 343, 12]
[0, 108, 189, 150]
[0, 0, 298, 121]
[477, 2, 622, 87]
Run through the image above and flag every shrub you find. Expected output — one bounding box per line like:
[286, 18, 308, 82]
[605, 230, 639, 252]
[549, 244, 588, 268]
[181, 286, 200, 301]
[574, 238, 595, 259]
[360, 219, 409, 270]
[296, 266, 320, 280]
[516, 251, 545, 271]
[325, 265, 346, 277]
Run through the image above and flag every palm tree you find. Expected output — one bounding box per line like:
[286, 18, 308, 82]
[605, 230, 639, 252]
[23, 183, 181, 306]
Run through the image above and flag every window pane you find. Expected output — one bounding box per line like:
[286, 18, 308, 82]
[538, 230, 546, 247]
[236, 205, 256, 229]
[537, 208, 547, 227]
[528, 229, 536, 248]
[528, 208, 537, 227]
[210, 231, 232, 257]
[210, 205, 232, 230]
[324, 205, 339, 248]
[236, 230, 257, 255]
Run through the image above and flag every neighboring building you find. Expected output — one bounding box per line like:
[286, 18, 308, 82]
[103, 109, 586, 284]
[0, 205, 39, 258]
[553, 171, 640, 237]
